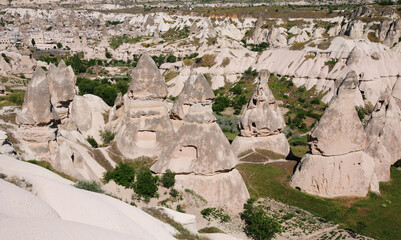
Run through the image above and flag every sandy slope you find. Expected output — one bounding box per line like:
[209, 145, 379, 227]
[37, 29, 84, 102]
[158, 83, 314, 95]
[0, 154, 176, 240]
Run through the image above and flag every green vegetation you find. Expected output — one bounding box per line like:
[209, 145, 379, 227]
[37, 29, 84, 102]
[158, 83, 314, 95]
[268, 74, 326, 134]
[213, 68, 257, 114]
[110, 35, 142, 49]
[0, 89, 25, 106]
[237, 163, 401, 240]
[74, 180, 104, 193]
[100, 130, 115, 145]
[2, 53, 10, 63]
[200, 207, 230, 223]
[143, 207, 203, 240]
[76, 77, 129, 106]
[27, 160, 76, 182]
[133, 167, 159, 201]
[161, 169, 176, 188]
[198, 227, 224, 234]
[103, 162, 136, 188]
[161, 26, 189, 41]
[87, 136, 99, 148]
[241, 198, 281, 240]
[106, 20, 123, 27]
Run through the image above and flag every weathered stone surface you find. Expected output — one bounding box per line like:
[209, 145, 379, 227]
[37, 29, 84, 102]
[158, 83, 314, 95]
[128, 53, 168, 100]
[232, 133, 290, 158]
[171, 74, 215, 120]
[113, 101, 176, 159]
[239, 71, 286, 137]
[365, 92, 401, 181]
[308, 72, 367, 156]
[291, 151, 379, 198]
[175, 170, 250, 209]
[151, 120, 237, 174]
[0, 80, 5, 94]
[47, 60, 76, 111]
[233, 71, 290, 160]
[70, 94, 110, 143]
[16, 68, 58, 125]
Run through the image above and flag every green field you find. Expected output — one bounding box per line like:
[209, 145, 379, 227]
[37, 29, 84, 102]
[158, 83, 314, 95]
[237, 162, 401, 240]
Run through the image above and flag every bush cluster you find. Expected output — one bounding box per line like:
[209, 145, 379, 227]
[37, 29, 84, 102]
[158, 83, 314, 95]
[76, 77, 129, 106]
[103, 162, 136, 188]
[104, 163, 176, 202]
[87, 136, 98, 148]
[161, 169, 175, 188]
[74, 180, 104, 193]
[215, 114, 239, 133]
[201, 207, 231, 223]
[241, 199, 281, 240]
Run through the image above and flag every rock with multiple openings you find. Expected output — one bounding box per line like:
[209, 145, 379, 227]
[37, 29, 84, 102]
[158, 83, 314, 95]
[232, 70, 290, 162]
[151, 74, 249, 208]
[110, 53, 176, 160]
[291, 71, 380, 198]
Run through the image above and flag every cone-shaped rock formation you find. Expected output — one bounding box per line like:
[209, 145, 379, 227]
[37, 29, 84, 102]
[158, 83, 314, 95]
[291, 71, 380, 197]
[151, 74, 249, 208]
[232, 70, 290, 161]
[112, 53, 176, 160]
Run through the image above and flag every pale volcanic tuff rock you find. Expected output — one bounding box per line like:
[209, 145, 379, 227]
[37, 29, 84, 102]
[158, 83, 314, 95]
[232, 71, 290, 159]
[111, 53, 176, 160]
[365, 89, 401, 182]
[0, 155, 176, 240]
[308, 72, 367, 156]
[291, 71, 380, 197]
[47, 60, 76, 117]
[151, 74, 249, 208]
[14, 62, 110, 181]
[16, 67, 58, 125]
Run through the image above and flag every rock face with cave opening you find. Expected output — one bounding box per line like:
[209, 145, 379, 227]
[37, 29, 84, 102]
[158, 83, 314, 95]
[291, 71, 380, 198]
[232, 70, 290, 162]
[109, 53, 176, 160]
[151, 74, 249, 208]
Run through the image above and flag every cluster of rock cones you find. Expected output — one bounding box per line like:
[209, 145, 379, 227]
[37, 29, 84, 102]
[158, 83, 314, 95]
[14, 52, 401, 207]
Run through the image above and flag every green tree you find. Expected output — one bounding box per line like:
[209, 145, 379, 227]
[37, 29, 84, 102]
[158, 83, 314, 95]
[161, 169, 175, 188]
[134, 167, 159, 200]
[31, 38, 36, 46]
[103, 162, 136, 188]
[241, 199, 281, 240]
[57, 42, 63, 49]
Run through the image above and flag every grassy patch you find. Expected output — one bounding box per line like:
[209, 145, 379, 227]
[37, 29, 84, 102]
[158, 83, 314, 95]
[290, 145, 309, 159]
[143, 207, 204, 239]
[237, 163, 401, 240]
[27, 160, 76, 182]
[164, 69, 178, 82]
[224, 132, 239, 142]
[255, 148, 285, 160]
[198, 227, 224, 234]
[109, 35, 142, 49]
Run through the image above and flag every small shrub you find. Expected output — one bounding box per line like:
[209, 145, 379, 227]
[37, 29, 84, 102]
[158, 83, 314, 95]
[100, 130, 115, 145]
[134, 167, 159, 200]
[103, 162, 135, 188]
[161, 169, 175, 188]
[176, 204, 185, 213]
[74, 180, 104, 193]
[241, 200, 281, 240]
[201, 207, 231, 223]
[87, 136, 98, 148]
[170, 188, 179, 198]
[289, 134, 308, 146]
